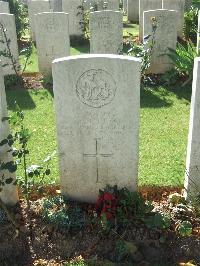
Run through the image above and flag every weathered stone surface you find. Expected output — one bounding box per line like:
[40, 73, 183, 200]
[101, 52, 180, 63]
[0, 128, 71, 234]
[62, 0, 83, 36]
[143, 9, 177, 74]
[83, 0, 119, 11]
[89, 10, 123, 54]
[34, 12, 70, 74]
[123, 0, 127, 13]
[128, 0, 139, 23]
[162, 0, 185, 37]
[0, 1, 10, 13]
[28, 0, 50, 41]
[0, 63, 18, 206]
[0, 13, 19, 75]
[197, 10, 200, 53]
[52, 54, 140, 203]
[97, 0, 119, 10]
[185, 58, 200, 197]
[49, 0, 62, 11]
[185, 0, 192, 11]
[139, 0, 162, 41]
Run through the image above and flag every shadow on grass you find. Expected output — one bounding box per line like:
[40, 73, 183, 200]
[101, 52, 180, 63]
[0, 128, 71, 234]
[6, 89, 36, 110]
[166, 83, 192, 103]
[141, 87, 173, 108]
[71, 44, 90, 54]
[123, 22, 138, 28]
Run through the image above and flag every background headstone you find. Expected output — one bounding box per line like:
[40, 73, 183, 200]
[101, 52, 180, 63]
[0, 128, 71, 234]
[0, 63, 18, 206]
[128, 0, 139, 23]
[139, 0, 162, 40]
[0, 1, 10, 13]
[162, 0, 185, 38]
[62, 0, 83, 36]
[0, 13, 19, 75]
[197, 10, 200, 53]
[35, 12, 70, 74]
[52, 54, 140, 203]
[143, 9, 178, 74]
[123, 0, 127, 13]
[89, 10, 123, 54]
[49, 0, 62, 11]
[28, 0, 50, 41]
[97, 0, 119, 10]
[185, 57, 200, 197]
[83, 0, 119, 11]
[184, 0, 192, 11]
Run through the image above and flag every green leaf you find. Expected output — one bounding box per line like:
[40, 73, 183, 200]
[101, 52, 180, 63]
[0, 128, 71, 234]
[45, 169, 50, 175]
[0, 138, 8, 146]
[5, 177, 13, 184]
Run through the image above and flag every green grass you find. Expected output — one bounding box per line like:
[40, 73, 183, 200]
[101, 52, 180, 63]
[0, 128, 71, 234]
[6, 84, 191, 187]
[6, 21, 191, 187]
[19, 45, 39, 73]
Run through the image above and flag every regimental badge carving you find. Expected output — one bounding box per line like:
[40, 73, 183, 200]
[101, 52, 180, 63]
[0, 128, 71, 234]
[45, 17, 59, 33]
[76, 69, 116, 108]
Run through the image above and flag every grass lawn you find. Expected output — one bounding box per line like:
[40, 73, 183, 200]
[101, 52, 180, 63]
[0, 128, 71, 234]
[6, 84, 191, 187]
[6, 20, 191, 187]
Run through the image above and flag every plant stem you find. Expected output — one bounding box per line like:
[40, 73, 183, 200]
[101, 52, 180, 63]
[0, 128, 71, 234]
[0, 22, 19, 75]
[22, 138, 30, 209]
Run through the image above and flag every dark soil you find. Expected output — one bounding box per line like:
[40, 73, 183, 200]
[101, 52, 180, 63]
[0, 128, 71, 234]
[0, 187, 200, 266]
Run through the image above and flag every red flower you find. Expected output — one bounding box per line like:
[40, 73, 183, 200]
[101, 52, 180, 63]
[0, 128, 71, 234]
[96, 192, 118, 220]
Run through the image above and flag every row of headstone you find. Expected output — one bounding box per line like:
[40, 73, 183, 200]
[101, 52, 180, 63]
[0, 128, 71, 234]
[127, 0, 189, 22]
[28, 0, 121, 41]
[126, 0, 185, 40]
[34, 10, 123, 74]
[139, 0, 185, 40]
[1, 52, 200, 205]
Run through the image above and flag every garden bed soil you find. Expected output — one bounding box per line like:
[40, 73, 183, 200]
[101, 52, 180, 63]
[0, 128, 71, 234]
[0, 186, 200, 266]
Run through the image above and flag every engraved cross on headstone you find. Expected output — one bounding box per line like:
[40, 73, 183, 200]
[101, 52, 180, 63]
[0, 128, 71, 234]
[83, 138, 113, 183]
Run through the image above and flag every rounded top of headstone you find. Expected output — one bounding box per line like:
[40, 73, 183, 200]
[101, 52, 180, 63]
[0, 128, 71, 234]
[52, 54, 141, 64]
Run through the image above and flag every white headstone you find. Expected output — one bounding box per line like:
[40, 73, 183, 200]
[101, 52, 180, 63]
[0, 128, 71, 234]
[0, 14, 19, 75]
[89, 10, 123, 54]
[28, 0, 50, 41]
[185, 0, 192, 11]
[0, 63, 18, 206]
[143, 9, 178, 74]
[123, 0, 127, 13]
[139, 0, 162, 41]
[62, 0, 83, 36]
[185, 57, 200, 197]
[0, 1, 10, 13]
[83, 0, 119, 11]
[162, 0, 185, 38]
[49, 0, 62, 11]
[52, 54, 140, 203]
[34, 12, 70, 74]
[97, 0, 119, 10]
[197, 10, 200, 53]
[128, 0, 139, 23]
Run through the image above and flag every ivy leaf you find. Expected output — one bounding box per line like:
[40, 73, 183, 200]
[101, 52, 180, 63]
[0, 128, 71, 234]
[5, 177, 13, 184]
[45, 169, 50, 175]
[0, 139, 8, 146]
